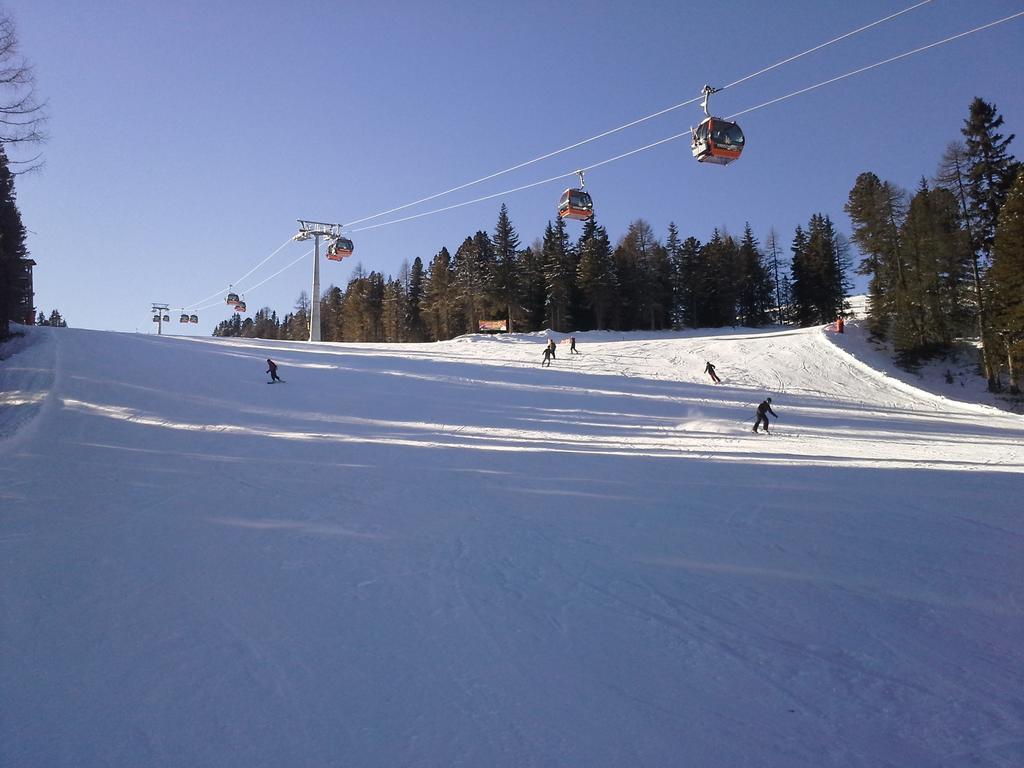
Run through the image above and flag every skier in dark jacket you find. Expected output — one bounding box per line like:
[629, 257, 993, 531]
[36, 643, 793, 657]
[569, 336, 578, 354]
[541, 347, 552, 367]
[546, 338, 557, 360]
[753, 398, 777, 433]
[704, 361, 721, 383]
[266, 358, 282, 383]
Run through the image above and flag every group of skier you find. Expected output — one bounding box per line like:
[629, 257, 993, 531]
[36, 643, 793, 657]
[704, 360, 778, 433]
[539, 339, 778, 434]
[541, 336, 578, 366]
[265, 344, 779, 434]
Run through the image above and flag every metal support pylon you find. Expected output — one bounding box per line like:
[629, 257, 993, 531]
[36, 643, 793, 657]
[295, 220, 345, 342]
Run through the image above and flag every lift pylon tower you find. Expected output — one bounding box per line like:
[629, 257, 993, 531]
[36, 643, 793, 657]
[295, 220, 346, 342]
[151, 303, 170, 336]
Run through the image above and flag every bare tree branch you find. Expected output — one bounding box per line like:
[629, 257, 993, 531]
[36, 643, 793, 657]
[0, 11, 47, 172]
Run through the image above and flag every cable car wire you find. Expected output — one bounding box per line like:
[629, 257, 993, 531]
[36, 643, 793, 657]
[716, 0, 935, 94]
[340, 0, 936, 229]
[189, 247, 315, 312]
[726, 10, 1024, 121]
[231, 237, 294, 288]
[218, 249, 313, 303]
[349, 10, 1024, 234]
[178, 237, 292, 309]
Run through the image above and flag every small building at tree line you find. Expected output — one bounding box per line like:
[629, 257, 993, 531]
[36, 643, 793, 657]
[7, 257, 36, 326]
[3, 259, 36, 331]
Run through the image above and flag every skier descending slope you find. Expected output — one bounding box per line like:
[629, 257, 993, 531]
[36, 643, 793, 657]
[266, 358, 284, 383]
[704, 361, 721, 383]
[753, 397, 777, 433]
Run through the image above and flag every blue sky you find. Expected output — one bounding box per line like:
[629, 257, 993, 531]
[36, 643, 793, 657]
[9, 0, 1024, 334]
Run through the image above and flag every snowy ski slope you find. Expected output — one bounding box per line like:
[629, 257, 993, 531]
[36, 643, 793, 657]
[2, 320, 1022, 767]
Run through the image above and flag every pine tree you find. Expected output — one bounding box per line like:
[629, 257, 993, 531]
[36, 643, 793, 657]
[576, 217, 617, 330]
[765, 228, 788, 324]
[665, 223, 684, 329]
[735, 223, 772, 326]
[381, 276, 406, 342]
[963, 98, 1020, 258]
[845, 172, 909, 340]
[423, 247, 458, 340]
[790, 216, 847, 329]
[649, 234, 673, 330]
[340, 268, 369, 342]
[0, 145, 29, 338]
[901, 181, 973, 351]
[367, 271, 386, 341]
[472, 230, 497, 324]
[542, 218, 573, 331]
[809, 214, 846, 325]
[936, 140, 996, 383]
[320, 287, 344, 341]
[613, 220, 669, 330]
[962, 98, 1020, 387]
[833, 230, 854, 313]
[990, 170, 1024, 392]
[451, 233, 494, 333]
[789, 226, 814, 327]
[212, 313, 244, 337]
[690, 234, 722, 328]
[676, 236, 702, 328]
[520, 243, 547, 332]
[899, 182, 939, 352]
[704, 230, 741, 327]
[406, 256, 427, 341]
[277, 312, 294, 339]
[249, 308, 279, 339]
[612, 230, 643, 330]
[288, 292, 311, 340]
[490, 204, 522, 332]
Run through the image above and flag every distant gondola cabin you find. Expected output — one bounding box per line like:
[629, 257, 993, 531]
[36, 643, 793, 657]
[235, 301, 247, 313]
[226, 292, 240, 305]
[179, 314, 189, 323]
[558, 188, 594, 221]
[691, 117, 744, 165]
[189, 314, 199, 324]
[327, 238, 354, 261]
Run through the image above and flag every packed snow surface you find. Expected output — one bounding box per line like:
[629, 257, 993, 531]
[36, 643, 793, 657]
[2, 320, 1022, 767]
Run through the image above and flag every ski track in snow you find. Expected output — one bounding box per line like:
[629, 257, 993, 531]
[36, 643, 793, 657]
[1, 321, 1022, 768]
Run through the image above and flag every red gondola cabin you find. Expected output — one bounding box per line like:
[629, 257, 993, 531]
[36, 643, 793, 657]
[558, 188, 594, 221]
[691, 117, 744, 165]
[327, 237, 354, 261]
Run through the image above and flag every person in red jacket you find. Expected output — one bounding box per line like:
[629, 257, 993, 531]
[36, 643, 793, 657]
[266, 358, 282, 383]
